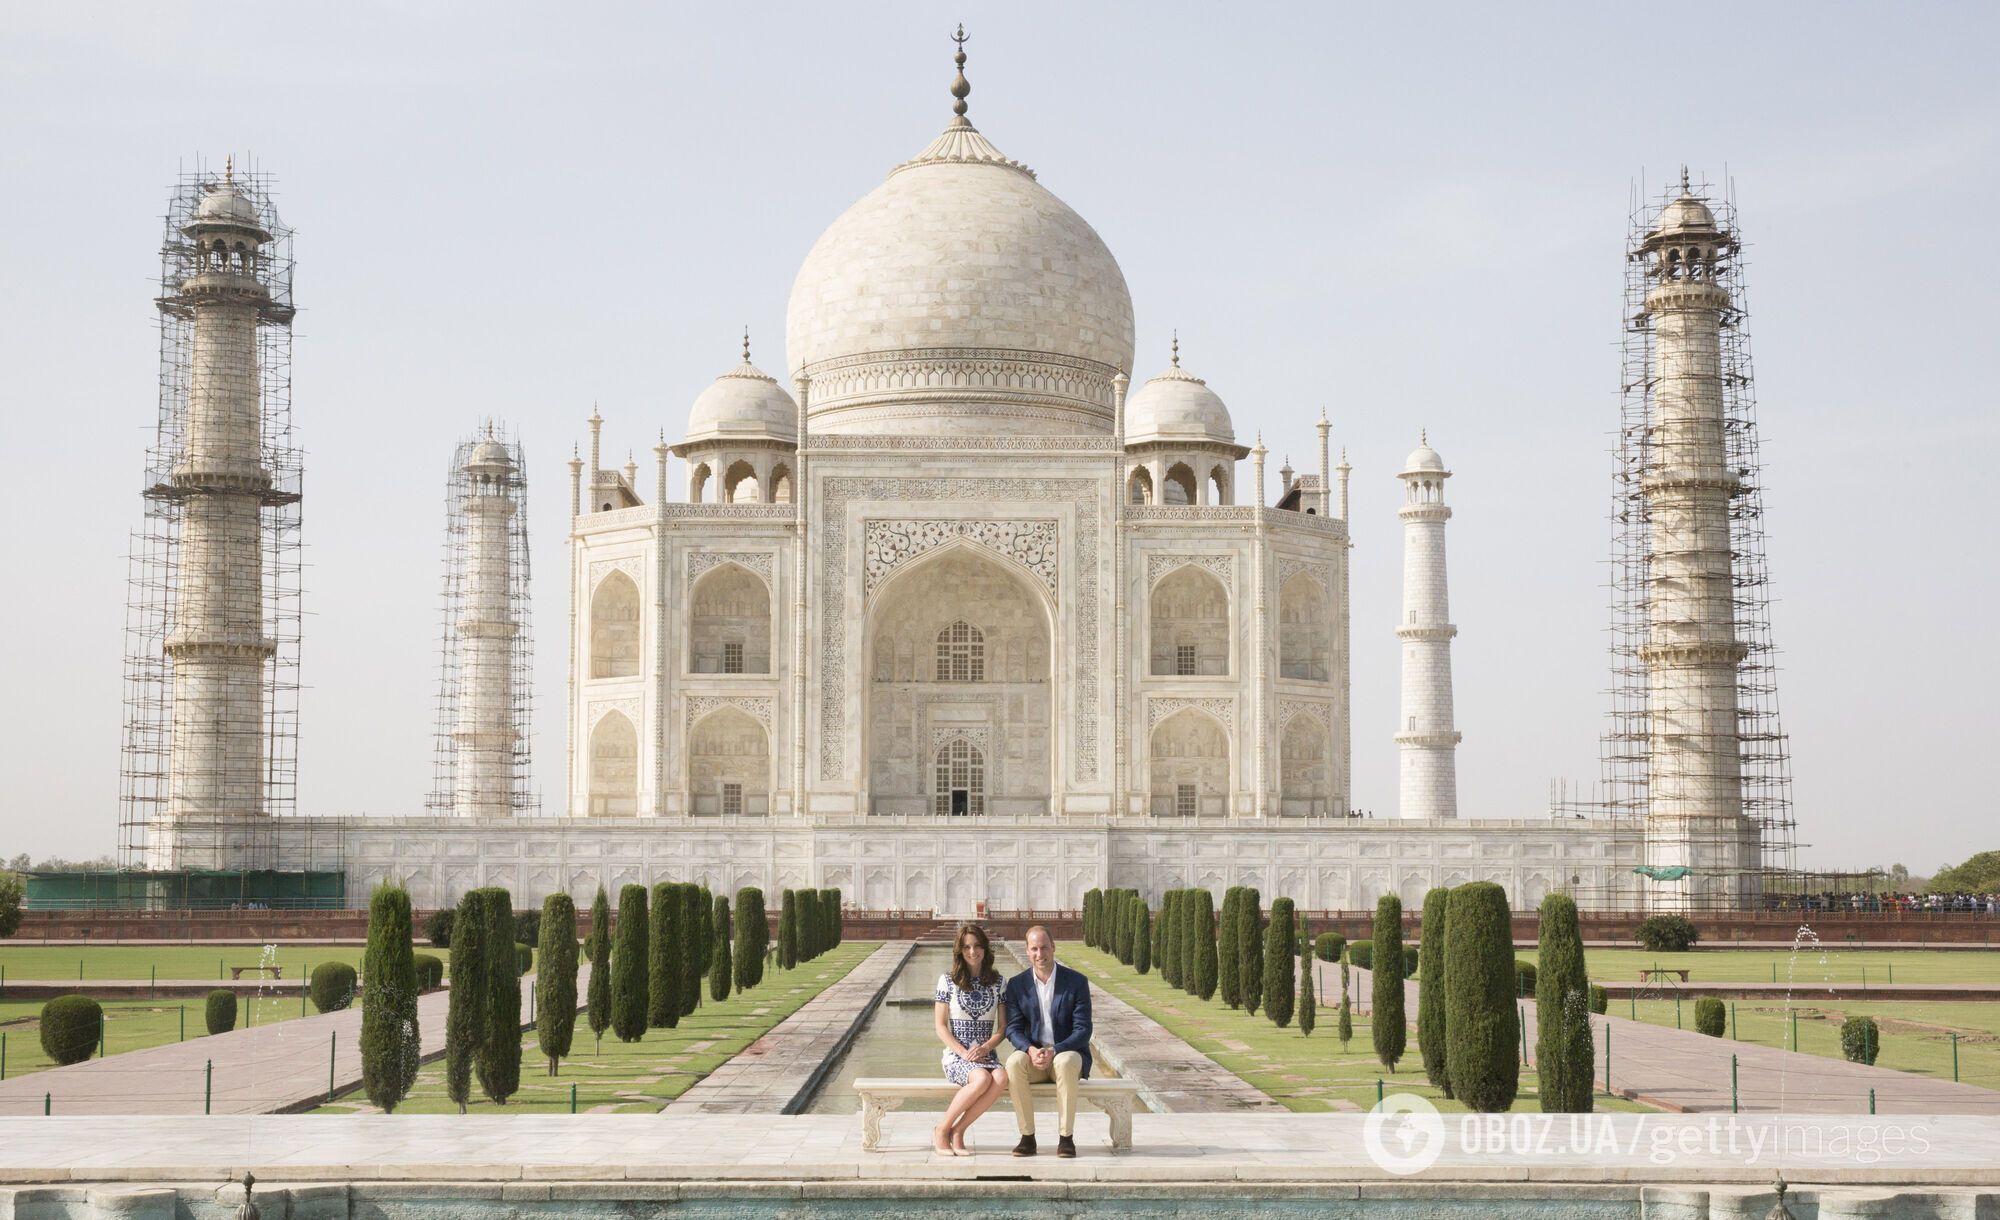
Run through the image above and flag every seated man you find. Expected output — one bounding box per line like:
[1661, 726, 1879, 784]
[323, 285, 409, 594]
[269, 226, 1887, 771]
[1002, 924, 1093, 1158]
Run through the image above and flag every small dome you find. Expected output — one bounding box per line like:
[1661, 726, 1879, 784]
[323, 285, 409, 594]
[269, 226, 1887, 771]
[466, 438, 514, 471]
[685, 358, 798, 446]
[1124, 357, 1234, 446]
[1652, 192, 1719, 236]
[1401, 437, 1448, 477]
[194, 183, 262, 228]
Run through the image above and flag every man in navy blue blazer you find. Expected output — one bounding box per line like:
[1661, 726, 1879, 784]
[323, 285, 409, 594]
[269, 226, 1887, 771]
[1002, 924, 1092, 1157]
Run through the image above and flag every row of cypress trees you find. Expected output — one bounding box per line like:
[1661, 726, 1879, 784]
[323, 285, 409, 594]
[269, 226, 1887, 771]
[443, 886, 524, 1111]
[777, 886, 843, 970]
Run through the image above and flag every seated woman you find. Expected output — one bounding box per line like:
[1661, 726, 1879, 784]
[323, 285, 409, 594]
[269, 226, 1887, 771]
[933, 922, 1008, 1155]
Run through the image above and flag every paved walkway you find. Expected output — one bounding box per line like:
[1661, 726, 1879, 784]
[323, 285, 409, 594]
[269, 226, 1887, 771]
[0, 973, 555, 1117]
[1329, 961, 2000, 1115]
[667, 942, 913, 1115]
[3, 1113, 2000, 1187]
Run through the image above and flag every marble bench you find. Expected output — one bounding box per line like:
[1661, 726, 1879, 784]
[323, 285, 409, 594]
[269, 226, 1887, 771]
[853, 1076, 1138, 1152]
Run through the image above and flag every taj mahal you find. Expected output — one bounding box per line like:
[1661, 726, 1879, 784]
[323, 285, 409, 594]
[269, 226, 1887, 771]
[131, 34, 1786, 915]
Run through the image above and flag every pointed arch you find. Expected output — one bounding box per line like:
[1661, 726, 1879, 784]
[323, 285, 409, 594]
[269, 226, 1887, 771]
[1127, 466, 1153, 505]
[590, 570, 641, 678]
[1148, 707, 1229, 818]
[1280, 707, 1332, 817]
[688, 462, 712, 503]
[933, 736, 985, 816]
[1279, 569, 1330, 681]
[722, 460, 759, 503]
[768, 462, 793, 504]
[1163, 462, 1196, 506]
[687, 705, 770, 816]
[1150, 563, 1229, 675]
[1209, 464, 1231, 506]
[689, 561, 771, 673]
[587, 711, 638, 816]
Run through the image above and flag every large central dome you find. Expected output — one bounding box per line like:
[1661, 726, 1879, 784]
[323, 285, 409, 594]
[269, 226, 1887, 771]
[784, 113, 1136, 436]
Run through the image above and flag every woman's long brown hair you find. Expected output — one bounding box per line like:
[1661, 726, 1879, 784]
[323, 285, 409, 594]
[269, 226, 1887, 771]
[951, 922, 1001, 991]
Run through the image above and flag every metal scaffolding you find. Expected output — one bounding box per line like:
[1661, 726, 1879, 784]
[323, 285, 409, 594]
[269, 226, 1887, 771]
[1597, 174, 1798, 911]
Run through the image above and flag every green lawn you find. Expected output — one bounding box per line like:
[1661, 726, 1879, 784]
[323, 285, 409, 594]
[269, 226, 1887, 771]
[313, 941, 880, 1114]
[0, 944, 366, 983]
[1519, 946, 2000, 987]
[0, 994, 321, 1080]
[1064, 946, 1650, 1114]
[1620, 996, 2000, 1091]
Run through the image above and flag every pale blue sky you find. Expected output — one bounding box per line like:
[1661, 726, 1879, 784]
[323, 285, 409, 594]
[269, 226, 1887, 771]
[1, 2, 1993, 872]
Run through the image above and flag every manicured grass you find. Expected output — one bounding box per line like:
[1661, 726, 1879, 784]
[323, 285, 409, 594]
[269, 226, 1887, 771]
[1520, 946, 2000, 986]
[1064, 946, 1651, 1114]
[0, 944, 362, 983]
[0, 994, 320, 1080]
[312, 941, 880, 1114]
[1622, 996, 2000, 1092]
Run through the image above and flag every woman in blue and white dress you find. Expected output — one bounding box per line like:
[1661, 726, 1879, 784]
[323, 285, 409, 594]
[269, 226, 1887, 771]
[931, 922, 1009, 1155]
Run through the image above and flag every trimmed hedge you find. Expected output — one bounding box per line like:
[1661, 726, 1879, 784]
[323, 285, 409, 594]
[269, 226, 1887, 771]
[40, 995, 102, 1064]
[710, 893, 734, 1002]
[1371, 896, 1407, 1070]
[1083, 888, 1102, 949]
[1694, 996, 1726, 1038]
[414, 953, 445, 991]
[362, 882, 420, 1112]
[1589, 983, 1608, 1014]
[1191, 890, 1218, 1000]
[1133, 898, 1152, 975]
[310, 961, 357, 1013]
[513, 908, 541, 951]
[515, 943, 533, 976]
[1315, 932, 1346, 962]
[778, 889, 798, 971]
[1515, 960, 1538, 997]
[445, 888, 489, 1110]
[1841, 1015, 1881, 1065]
[649, 881, 681, 1029]
[206, 987, 237, 1035]
[586, 885, 612, 1048]
[1443, 881, 1519, 1112]
[478, 889, 522, 1104]
[1635, 914, 1699, 953]
[424, 909, 454, 948]
[1534, 892, 1594, 1113]
[1218, 888, 1244, 1007]
[1264, 898, 1297, 1027]
[1348, 941, 1373, 971]
[734, 887, 767, 992]
[1418, 887, 1451, 1098]
[535, 892, 579, 1076]
[1239, 888, 1264, 1017]
[611, 884, 649, 1042]
[1405, 947, 1420, 979]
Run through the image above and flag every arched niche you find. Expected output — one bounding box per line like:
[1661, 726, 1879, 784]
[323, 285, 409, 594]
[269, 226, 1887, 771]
[1280, 709, 1332, 817]
[590, 570, 641, 678]
[1150, 564, 1229, 676]
[1127, 467, 1153, 505]
[588, 711, 638, 816]
[723, 460, 759, 503]
[687, 706, 770, 816]
[769, 463, 793, 504]
[1163, 462, 1196, 505]
[689, 463, 712, 503]
[689, 562, 771, 674]
[1148, 708, 1229, 818]
[1279, 570, 1330, 682]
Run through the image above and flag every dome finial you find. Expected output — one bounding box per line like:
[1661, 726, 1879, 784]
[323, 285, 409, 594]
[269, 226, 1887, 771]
[950, 24, 971, 118]
[1421, 427, 1428, 445]
[742, 326, 752, 365]
[1170, 330, 1180, 367]
[224, 154, 234, 185]
[1679, 165, 1691, 193]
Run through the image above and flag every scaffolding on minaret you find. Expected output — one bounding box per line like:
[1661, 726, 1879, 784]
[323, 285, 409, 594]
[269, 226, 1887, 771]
[427, 428, 537, 817]
[1597, 173, 1798, 912]
[119, 163, 309, 879]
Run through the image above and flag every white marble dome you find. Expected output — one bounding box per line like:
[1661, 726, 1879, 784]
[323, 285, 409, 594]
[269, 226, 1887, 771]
[1654, 193, 1719, 235]
[193, 183, 261, 228]
[784, 116, 1136, 435]
[1124, 358, 1234, 446]
[466, 437, 514, 470]
[1401, 438, 1447, 476]
[685, 357, 798, 446]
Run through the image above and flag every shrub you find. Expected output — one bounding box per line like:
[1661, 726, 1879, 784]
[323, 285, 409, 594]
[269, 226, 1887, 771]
[361, 882, 420, 1112]
[1841, 1015, 1881, 1065]
[1515, 960, 1538, 996]
[1443, 881, 1520, 1112]
[586, 885, 612, 1050]
[1083, 888, 1099, 948]
[649, 881, 681, 1028]
[536, 893, 579, 1076]
[40, 995, 102, 1064]
[1405, 947, 1420, 979]
[734, 887, 767, 991]
[820, 886, 841, 951]
[513, 908, 540, 950]
[1239, 889, 1264, 1017]
[0, 870, 22, 939]
[1694, 996, 1726, 1038]
[1192, 890, 1218, 1001]
[680, 884, 706, 1014]
[1337, 957, 1353, 1048]
[611, 884, 649, 1042]
[1315, 932, 1347, 962]
[1535, 892, 1594, 1113]
[710, 893, 733, 1002]
[310, 961, 358, 1013]
[1589, 984, 1608, 1015]
[1372, 896, 1407, 1070]
[1297, 918, 1316, 1037]
[1152, 889, 1166, 969]
[1133, 899, 1152, 975]
[1634, 914, 1699, 953]
[779, 889, 800, 970]
[1264, 898, 1297, 1027]
[413, 953, 445, 991]
[1159, 890, 1181, 987]
[1418, 887, 1452, 1098]
[423, 908, 454, 949]
[1348, 940, 1373, 971]
[205, 988, 236, 1035]
[1218, 888, 1243, 1007]
[445, 888, 490, 1111]
[479, 888, 522, 1104]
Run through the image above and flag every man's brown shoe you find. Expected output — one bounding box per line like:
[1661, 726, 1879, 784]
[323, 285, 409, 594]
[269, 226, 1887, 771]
[1056, 1135, 1077, 1158]
[1011, 1134, 1037, 1157]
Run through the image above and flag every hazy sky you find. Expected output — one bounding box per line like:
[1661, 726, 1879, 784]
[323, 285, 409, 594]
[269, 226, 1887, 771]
[2, 3, 1993, 874]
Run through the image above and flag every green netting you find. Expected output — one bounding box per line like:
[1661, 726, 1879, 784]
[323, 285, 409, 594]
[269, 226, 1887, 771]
[24, 870, 346, 911]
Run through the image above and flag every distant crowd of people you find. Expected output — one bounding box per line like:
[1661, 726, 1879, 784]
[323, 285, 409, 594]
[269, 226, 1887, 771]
[1764, 891, 2000, 915]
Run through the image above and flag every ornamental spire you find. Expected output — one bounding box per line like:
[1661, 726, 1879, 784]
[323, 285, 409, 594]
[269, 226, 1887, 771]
[950, 24, 971, 118]
[1171, 330, 1180, 367]
[742, 326, 752, 365]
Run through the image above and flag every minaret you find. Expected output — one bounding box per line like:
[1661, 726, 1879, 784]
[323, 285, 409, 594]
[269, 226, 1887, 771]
[1635, 175, 1754, 906]
[160, 161, 288, 842]
[451, 431, 524, 818]
[1395, 433, 1460, 819]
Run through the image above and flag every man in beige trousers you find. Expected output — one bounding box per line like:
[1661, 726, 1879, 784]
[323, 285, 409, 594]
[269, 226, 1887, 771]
[1001, 925, 1094, 1157]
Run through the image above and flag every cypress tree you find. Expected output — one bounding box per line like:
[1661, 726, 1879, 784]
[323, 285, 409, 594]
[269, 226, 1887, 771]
[360, 880, 419, 1113]
[611, 884, 649, 1042]
[679, 883, 705, 1014]
[795, 889, 814, 960]
[649, 881, 680, 1028]
[734, 887, 766, 991]
[1219, 887, 1243, 1008]
[1418, 887, 1452, 1098]
[1083, 888, 1099, 948]
[697, 884, 715, 985]
[1444, 881, 1520, 1112]
[1264, 897, 1296, 1027]
[1160, 891, 1181, 987]
[1536, 892, 1595, 1113]
[1297, 916, 1316, 1036]
[536, 893, 578, 1076]
[822, 887, 840, 950]
[586, 885, 611, 1053]
[1180, 889, 1203, 995]
[1337, 951, 1353, 1049]
[1192, 889, 1218, 1001]
[1150, 890, 1165, 967]
[1133, 898, 1152, 974]
[477, 887, 521, 1104]
[710, 893, 733, 1001]
[778, 889, 798, 970]
[1117, 890, 1137, 965]
[1240, 888, 1264, 1017]
[445, 887, 489, 1112]
[1371, 895, 1408, 1070]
